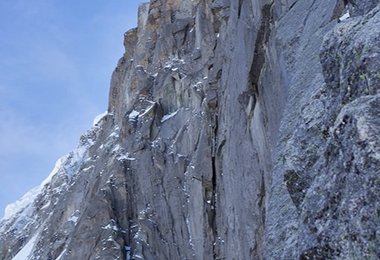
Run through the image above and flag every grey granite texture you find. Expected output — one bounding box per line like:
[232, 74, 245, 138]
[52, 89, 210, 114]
[1, 0, 379, 259]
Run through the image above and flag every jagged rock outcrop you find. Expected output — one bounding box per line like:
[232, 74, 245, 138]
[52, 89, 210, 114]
[1, 0, 379, 259]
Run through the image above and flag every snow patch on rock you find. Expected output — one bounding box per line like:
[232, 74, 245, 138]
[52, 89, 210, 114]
[93, 111, 108, 126]
[161, 110, 178, 123]
[3, 186, 41, 221]
[12, 233, 38, 260]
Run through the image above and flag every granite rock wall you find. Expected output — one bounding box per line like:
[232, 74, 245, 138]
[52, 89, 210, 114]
[1, 0, 379, 259]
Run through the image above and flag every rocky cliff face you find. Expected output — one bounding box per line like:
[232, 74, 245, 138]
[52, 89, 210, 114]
[1, 0, 379, 259]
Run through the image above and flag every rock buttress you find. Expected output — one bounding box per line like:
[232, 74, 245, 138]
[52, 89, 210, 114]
[1, 1, 379, 259]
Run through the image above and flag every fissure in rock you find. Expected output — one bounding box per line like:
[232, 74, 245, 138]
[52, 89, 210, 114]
[249, 2, 273, 97]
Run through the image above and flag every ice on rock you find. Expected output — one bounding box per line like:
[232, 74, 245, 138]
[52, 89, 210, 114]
[93, 111, 108, 126]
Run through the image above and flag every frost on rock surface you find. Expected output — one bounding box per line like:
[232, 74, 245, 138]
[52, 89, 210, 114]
[1, 0, 380, 259]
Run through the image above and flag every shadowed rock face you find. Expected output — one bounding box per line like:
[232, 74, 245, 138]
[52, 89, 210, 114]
[1, 0, 379, 259]
[347, 0, 379, 16]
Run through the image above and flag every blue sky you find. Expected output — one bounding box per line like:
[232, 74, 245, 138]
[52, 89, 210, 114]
[0, 0, 144, 217]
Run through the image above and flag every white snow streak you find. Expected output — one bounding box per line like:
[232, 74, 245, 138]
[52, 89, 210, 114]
[12, 234, 38, 260]
[55, 249, 66, 260]
[339, 11, 350, 22]
[117, 154, 136, 161]
[161, 111, 178, 123]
